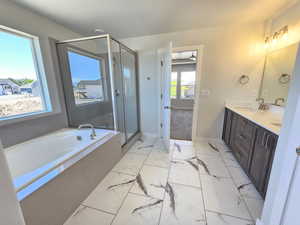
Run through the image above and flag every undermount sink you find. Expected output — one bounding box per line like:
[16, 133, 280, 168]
[271, 122, 282, 127]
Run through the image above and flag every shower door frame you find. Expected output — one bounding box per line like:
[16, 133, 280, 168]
[56, 34, 140, 146]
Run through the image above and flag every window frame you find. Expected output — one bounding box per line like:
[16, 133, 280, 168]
[0, 26, 52, 124]
[171, 69, 196, 100]
[66, 47, 108, 107]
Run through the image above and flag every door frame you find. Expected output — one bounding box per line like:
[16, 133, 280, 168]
[165, 45, 204, 141]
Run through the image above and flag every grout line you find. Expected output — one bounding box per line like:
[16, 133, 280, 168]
[156, 141, 174, 225]
[206, 209, 254, 222]
[109, 140, 155, 225]
[217, 140, 257, 222]
[168, 181, 203, 190]
[80, 204, 116, 216]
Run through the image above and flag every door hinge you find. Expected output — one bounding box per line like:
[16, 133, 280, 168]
[160, 123, 163, 128]
[161, 60, 163, 67]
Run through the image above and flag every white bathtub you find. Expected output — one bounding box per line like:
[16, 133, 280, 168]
[4, 128, 116, 200]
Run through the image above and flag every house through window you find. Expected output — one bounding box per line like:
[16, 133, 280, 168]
[0, 27, 51, 120]
[67, 49, 106, 105]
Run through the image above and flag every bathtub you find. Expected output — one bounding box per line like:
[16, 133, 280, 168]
[4, 128, 123, 225]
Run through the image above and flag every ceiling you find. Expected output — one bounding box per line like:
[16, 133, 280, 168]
[11, 0, 296, 38]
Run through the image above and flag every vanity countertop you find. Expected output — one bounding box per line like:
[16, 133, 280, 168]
[226, 105, 282, 135]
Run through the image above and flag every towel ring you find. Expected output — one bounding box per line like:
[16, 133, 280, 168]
[239, 75, 249, 85]
[278, 73, 290, 84]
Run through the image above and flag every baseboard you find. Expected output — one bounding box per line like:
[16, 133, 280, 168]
[193, 136, 223, 143]
[142, 132, 159, 139]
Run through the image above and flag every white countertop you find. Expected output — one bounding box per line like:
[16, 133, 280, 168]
[226, 105, 283, 135]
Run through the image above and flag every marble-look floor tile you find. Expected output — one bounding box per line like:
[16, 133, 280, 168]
[219, 151, 241, 167]
[63, 205, 114, 225]
[201, 175, 252, 220]
[169, 161, 201, 187]
[111, 193, 162, 225]
[197, 155, 231, 178]
[83, 172, 135, 214]
[172, 143, 196, 160]
[171, 139, 193, 146]
[227, 166, 262, 200]
[195, 140, 221, 158]
[112, 153, 147, 175]
[159, 183, 206, 225]
[130, 165, 168, 199]
[128, 141, 154, 155]
[206, 211, 254, 225]
[244, 197, 264, 220]
[144, 150, 170, 168]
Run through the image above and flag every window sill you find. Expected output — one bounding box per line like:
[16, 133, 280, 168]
[0, 110, 61, 127]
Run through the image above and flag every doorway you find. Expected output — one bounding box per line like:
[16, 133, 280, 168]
[170, 50, 197, 140]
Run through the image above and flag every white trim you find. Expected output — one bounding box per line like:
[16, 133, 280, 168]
[172, 45, 204, 141]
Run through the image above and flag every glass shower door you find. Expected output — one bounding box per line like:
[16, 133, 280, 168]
[121, 47, 139, 140]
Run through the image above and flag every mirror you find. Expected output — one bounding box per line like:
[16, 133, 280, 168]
[259, 43, 299, 105]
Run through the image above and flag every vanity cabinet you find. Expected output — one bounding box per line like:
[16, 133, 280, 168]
[222, 108, 278, 198]
[249, 129, 277, 198]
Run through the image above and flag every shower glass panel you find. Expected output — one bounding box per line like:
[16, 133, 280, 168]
[56, 35, 139, 145]
[121, 47, 139, 139]
[57, 37, 114, 129]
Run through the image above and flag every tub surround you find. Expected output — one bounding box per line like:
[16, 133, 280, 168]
[225, 104, 283, 135]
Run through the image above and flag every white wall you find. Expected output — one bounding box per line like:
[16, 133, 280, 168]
[0, 0, 82, 147]
[122, 24, 266, 138]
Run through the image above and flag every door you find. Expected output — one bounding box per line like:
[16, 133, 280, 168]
[120, 46, 139, 141]
[159, 43, 172, 150]
[170, 64, 196, 140]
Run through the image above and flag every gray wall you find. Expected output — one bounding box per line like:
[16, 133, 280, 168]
[0, 1, 82, 148]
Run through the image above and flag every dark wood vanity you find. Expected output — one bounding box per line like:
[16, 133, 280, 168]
[222, 108, 278, 198]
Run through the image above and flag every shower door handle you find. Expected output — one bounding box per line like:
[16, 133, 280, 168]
[115, 89, 120, 97]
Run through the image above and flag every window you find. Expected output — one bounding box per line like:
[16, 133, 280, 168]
[171, 72, 178, 99]
[67, 50, 105, 105]
[170, 70, 196, 100]
[180, 71, 196, 99]
[0, 28, 51, 120]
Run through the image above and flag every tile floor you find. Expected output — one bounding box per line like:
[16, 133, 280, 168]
[63, 138, 264, 225]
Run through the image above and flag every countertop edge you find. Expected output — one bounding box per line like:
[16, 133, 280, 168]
[225, 106, 280, 136]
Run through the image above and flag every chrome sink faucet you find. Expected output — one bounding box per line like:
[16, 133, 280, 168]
[274, 98, 285, 106]
[78, 124, 96, 139]
[256, 98, 268, 110]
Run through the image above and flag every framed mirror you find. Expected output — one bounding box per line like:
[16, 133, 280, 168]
[259, 42, 299, 106]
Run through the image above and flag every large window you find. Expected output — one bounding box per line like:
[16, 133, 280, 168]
[0, 28, 51, 120]
[67, 50, 105, 105]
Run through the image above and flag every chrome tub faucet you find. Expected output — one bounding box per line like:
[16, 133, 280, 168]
[78, 124, 96, 139]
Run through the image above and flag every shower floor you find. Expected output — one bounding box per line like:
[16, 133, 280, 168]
[63, 138, 264, 225]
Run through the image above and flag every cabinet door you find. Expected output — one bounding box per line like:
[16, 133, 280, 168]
[231, 114, 256, 170]
[222, 109, 233, 146]
[262, 134, 278, 197]
[249, 128, 277, 196]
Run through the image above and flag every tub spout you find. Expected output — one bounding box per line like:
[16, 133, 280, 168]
[78, 124, 96, 139]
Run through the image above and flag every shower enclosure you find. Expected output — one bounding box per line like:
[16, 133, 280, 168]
[56, 35, 139, 145]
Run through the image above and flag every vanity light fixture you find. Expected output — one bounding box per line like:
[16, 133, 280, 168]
[265, 25, 289, 47]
